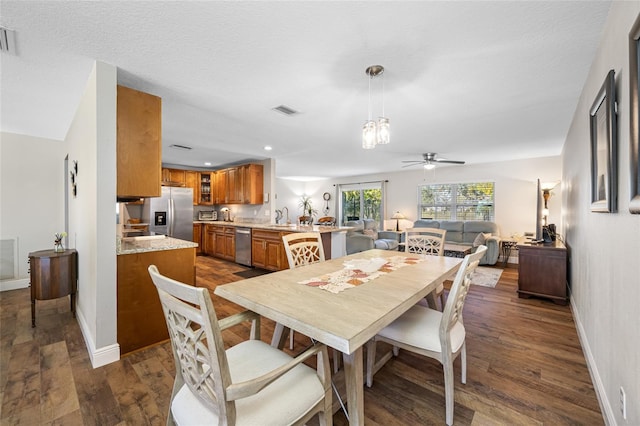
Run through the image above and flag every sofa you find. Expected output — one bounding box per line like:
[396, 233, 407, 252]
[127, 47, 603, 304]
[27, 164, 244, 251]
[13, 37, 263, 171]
[345, 219, 400, 254]
[410, 220, 500, 265]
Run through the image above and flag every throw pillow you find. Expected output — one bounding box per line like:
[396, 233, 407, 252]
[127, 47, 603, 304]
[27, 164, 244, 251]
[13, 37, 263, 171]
[363, 229, 378, 240]
[473, 232, 492, 247]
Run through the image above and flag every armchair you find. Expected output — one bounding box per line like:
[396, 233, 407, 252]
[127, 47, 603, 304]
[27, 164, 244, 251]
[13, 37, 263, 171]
[345, 219, 400, 254]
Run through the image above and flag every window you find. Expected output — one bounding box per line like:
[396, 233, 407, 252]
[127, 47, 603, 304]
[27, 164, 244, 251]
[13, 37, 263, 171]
[418, 182, 494, 221]
[338, 182, 385, 226]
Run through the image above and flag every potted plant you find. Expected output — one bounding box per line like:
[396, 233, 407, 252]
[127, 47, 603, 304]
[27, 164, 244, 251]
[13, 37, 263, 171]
[298, 195, 317, 225]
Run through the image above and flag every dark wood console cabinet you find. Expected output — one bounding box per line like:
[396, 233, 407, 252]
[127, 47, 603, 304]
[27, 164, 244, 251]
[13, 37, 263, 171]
[28, 249, 78, 327]
[517, 240, 567, 305]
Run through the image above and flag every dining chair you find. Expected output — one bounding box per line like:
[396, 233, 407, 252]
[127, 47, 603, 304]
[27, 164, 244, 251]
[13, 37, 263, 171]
[148, 265, 333, 426]
[405, 227, 447, 310]
[365, 245, 488, 426]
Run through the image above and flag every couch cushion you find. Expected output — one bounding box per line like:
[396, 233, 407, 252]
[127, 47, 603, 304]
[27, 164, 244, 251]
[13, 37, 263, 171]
[412, 220, 441, 229]
[439, 221, 464, 243]
[363, 228, 378, 240]
[463, 221, 499, 244]
[374, 239, 399, 250]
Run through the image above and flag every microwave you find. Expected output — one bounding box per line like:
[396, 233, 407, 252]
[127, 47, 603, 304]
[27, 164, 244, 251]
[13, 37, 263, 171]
[198, 210, 217, 221]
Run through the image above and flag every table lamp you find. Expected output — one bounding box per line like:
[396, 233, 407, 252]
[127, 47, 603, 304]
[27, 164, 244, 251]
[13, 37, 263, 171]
[391, 211, 405, 231]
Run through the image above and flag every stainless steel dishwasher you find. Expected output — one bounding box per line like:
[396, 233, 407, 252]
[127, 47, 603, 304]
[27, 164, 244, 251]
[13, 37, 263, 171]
[235, 227, 252, 266]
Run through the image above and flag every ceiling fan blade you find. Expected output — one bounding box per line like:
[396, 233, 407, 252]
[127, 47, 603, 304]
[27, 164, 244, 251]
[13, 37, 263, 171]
[401, 160, 424, 164]
[434, 159, 465, 164]
[401, 163, 423, 168]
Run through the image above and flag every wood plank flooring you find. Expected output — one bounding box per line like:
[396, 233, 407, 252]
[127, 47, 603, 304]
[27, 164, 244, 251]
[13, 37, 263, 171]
[0, 256, 603, 425]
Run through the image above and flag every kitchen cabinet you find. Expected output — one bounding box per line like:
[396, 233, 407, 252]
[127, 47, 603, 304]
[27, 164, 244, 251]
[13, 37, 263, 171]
[199, 172, 213, 205]
[517, 240, 568, 305]
[193, 223, 202, 255]
[117, 85, 162, 199]
[117, 247, 195, 354]
[216, 169, 228, 204]
[203, 224, 216, 256]
[241, 164, 264, 204]
[185, 171, 199, 205]
[227, 167, 242, 204]
[252, 229, 290, 271]
[161, 168, 186, 186]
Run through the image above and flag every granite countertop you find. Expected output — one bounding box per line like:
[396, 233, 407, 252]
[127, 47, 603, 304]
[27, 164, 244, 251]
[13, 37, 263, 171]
[193, 220, 352, 233]
[117, 235, 198, 255]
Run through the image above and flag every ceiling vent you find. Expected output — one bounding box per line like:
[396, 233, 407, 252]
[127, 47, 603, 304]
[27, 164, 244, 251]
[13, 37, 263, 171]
[169, 144, 192, 150]
[0, 27, 17, 55]
[272, 105, 299, 116]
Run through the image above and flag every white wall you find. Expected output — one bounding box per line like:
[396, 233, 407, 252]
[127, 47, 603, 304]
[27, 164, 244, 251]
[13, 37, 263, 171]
[0, 132, 65, 290]
[563, 3, 639, 424]
[64, 61, 119, 367]
[276, 155, 562, 239]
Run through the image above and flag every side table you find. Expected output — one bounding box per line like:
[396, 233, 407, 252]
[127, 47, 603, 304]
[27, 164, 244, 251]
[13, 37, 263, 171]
[28, 249, 78, 327]
[500, 239, 518, 266]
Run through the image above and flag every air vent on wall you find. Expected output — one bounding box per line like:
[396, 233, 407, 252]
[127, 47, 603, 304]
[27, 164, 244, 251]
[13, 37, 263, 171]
[169, 144, 192, 150]
[0, 27, 17, 55]
[272, 105, 299, 116]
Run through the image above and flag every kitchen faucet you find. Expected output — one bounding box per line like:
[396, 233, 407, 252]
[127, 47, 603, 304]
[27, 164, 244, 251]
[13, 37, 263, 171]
[282, 206, 289, 224]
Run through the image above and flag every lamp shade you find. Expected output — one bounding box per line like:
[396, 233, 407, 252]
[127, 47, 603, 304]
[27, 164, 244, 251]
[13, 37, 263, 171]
[391, 211, 405, 219]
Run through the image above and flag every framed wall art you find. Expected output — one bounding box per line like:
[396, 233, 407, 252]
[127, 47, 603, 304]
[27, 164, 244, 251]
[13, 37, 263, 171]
[589, 69, 617, 213]
[629, 16, 640, 213]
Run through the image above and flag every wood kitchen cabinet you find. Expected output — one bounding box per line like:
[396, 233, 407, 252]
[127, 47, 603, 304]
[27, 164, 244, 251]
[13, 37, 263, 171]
[241, 164, 264, 204]
[161, 168, 186, 186]
[252, 229, 290, 271]
[203, 224, 235, 261]
[117, 247, 195, 355]
[193, 223, 202, 255]
[227, 167, 242, 204]
[185, 171, 199, 205]
[517, 240, 568, 305]
[199, 172, 213, 205]
[117, 85, 162, 199]
[215, 169, 228, 204]
[203, 223, 216, 256]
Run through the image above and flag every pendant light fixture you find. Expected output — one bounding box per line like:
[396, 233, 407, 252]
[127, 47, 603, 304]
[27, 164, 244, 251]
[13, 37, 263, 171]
[362, 65, 390, 149]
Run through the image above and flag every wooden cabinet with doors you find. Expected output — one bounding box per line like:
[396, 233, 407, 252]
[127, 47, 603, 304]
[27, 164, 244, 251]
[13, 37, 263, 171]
[199, 172, 213, 205]
[185, 171, 199, 205]
[116, 85, 162, 199]
[215, 169, 228, 204]
[227, 167, 241, 204]
[161, 168, 186, 186]
[517, 240, 568, 305]
[193, 223, 202, 255]
[252, 229, 290, 271]
[203, 224, 235, 261]
[241, 164, 264, 204]
[203, 224, 216, 256]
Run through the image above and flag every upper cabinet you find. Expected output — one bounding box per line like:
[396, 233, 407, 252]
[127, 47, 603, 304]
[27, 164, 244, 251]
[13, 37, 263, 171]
[117, 85, 162, 199]
[161, 168, 186, 187]
[241, 164, 264, 205]
[185, 171, 199, 205]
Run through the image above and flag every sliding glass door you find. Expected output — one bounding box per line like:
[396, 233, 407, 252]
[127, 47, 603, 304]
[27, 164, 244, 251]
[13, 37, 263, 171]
[338, 182, 385, 226]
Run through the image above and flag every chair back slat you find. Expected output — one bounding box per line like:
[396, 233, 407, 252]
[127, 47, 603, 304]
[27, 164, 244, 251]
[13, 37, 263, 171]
[148, 265, 233, 421]
[405, 227, 446, 256]
[282, 232, 326, 269]
[440, 245, 487, 346]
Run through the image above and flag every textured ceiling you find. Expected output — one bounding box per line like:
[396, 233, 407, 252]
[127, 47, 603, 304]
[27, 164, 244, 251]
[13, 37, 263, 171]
[0, 1, 611, 179]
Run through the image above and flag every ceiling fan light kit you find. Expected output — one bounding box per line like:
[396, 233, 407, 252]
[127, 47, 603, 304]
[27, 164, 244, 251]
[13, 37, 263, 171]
[362, 65, 390, 149]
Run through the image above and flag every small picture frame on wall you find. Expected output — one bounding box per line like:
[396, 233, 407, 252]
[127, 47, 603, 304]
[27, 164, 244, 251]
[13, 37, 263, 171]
[589, 69, 617, 213]
[629, 16, 640, 213]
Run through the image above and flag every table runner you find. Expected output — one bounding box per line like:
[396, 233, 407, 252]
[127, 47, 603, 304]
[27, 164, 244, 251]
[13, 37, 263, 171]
[298, 255, 424, 293]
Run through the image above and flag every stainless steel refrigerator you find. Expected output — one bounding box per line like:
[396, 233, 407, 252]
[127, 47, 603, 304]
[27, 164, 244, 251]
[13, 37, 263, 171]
[142, 187, 193, 241]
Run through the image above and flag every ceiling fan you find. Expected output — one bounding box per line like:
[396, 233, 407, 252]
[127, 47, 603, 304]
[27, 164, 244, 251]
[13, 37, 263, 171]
[401, 152, 466, 170]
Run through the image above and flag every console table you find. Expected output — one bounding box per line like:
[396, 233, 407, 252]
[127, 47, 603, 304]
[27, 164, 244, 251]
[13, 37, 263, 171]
[517, 241, 567, 305]
[28, 249, 77, 327]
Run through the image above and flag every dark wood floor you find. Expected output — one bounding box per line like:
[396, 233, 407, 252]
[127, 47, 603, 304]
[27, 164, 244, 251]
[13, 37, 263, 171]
[0, 256, 603, 425]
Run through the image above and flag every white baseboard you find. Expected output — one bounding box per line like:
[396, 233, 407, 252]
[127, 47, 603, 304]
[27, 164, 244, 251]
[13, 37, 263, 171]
[76, 306, 120, 368]
[0, 278, 29, 292]
[571, 296, 613, 425]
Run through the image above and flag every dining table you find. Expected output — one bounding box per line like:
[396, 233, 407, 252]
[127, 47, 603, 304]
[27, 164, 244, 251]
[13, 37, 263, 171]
[214, 248, 462, 425]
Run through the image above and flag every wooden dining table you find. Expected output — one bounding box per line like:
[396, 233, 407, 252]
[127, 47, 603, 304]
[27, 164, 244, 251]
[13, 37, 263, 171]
[214, 249, 462, 425]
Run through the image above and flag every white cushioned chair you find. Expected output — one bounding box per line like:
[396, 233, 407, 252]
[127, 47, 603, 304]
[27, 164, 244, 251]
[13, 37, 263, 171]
[365, 246, 487, 426]
[148, 265, 333, 426]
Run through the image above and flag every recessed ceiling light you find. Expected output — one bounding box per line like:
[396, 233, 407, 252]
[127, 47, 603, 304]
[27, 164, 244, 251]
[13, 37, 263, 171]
[204, 162, 212, 166]
[264, 146, 272, 151]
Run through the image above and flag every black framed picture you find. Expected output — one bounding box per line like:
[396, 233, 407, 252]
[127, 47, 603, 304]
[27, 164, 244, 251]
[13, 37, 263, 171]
[589, 69, 617, 213]
[629, 16, 640, 213]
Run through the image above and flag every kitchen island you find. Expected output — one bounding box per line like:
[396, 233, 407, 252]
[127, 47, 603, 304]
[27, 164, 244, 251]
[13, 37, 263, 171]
[193, 221, 351, 271]
[117, 236, 197, 354]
